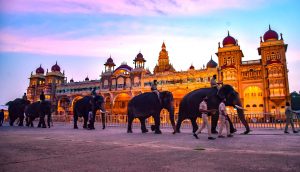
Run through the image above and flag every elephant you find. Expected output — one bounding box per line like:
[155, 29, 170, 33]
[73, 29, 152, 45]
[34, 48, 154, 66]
[25, 101, 52, 128]
[127, 91, 175, 134]
[175, 84, 250, 135]
[73, 95, 105, 130]
[6, 98, 31, 126]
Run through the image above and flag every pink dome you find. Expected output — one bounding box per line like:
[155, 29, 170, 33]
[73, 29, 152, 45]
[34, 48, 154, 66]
[36, 65, 44, 74]
[263, 25, 278, 41]
[51, 62, 61, 72]
[223, 31, 236, 47]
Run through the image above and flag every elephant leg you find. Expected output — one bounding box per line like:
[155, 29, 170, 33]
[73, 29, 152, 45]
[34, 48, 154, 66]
[88, 113, 95, 130]
[127, 115, 134, 133]
[139, 117, 148, 133]
[9, 119, 14, 126]
[211, 112, 219, 134]
[175, 116, 184, 133]
[73, 112, 78, 129]
[83, 116, 88, 129]
[25, 117, 29, 127]
[47, 115, 51, 128]
[153, 115, 162, 134]
[227, 117, 236, 133]
[101, 113, 106, 129]
[238, 114, 250, 134]
[19, 116, 24, 126]
[191, 117, 198, 133]
[37, 117, 42, 128]
[30, 118, 34, 127]
[41, 116, 46, 128]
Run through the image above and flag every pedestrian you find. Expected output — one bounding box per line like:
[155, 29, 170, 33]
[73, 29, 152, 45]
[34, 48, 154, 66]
[0, 109, 4, 126]
[218, 98, 233, 138]
[284, 102, 298, 134]
[193, 96, 216, 140]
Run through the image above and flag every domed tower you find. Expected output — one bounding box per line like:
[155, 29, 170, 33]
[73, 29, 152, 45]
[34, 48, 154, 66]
[45, 61, 66, 103]
[27, 65, 46, 102]
[153, 42, 175, 74]
[206, 56, 218, 68]
[104, 56, 116, 72]
[133, 51, 146, 69]
[258, 25, 289, 112]
[216, 31, 244, 90]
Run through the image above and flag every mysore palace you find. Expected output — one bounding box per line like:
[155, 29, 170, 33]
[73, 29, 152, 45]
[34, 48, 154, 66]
[26, 26, 290, 119]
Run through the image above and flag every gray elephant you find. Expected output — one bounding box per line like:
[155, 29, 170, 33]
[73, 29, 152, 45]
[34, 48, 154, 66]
[6, 98, 31, 126]
[25, 101, 52, 128]
[73, 95, 105, 130]
[175, 85, 250, 134]
[127, 91, 175, 134]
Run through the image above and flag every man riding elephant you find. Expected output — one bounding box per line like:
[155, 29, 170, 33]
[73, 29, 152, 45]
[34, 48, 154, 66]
[6, 98, 30, 126]
[175, 84, 250, 135]
[127, 91, 175, 134]
[73, 94, 105, 130]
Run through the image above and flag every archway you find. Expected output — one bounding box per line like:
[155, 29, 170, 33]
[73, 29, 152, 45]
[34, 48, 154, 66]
[57, 97, 71, 113]
[71, 96, 83, 112]
[243, 86, 264, 113]
[112, 93, 132, 115]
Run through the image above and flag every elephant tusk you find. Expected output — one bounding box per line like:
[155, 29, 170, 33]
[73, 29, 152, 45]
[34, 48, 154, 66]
[235, 105, 244, 110]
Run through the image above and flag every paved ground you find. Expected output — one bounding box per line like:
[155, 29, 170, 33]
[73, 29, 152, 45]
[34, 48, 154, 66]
[0, 122, 300, 172]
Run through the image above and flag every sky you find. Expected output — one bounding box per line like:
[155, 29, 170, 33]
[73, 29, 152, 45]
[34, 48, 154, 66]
[0, 0, 300, 105]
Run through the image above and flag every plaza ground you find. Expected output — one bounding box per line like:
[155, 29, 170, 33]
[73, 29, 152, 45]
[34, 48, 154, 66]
[0, 123, 300, 172]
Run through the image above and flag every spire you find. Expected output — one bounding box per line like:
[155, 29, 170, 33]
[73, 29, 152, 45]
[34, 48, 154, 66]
[280, 33, 283, 40]
[162, 41, 166, 49]
[260, 36, 262, 42]
[228, 30, 230, 36]
[211, 55, 213, 60]
[269, 24, 271, 30]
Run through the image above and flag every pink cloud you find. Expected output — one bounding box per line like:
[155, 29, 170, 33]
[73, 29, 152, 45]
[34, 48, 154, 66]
[1, 0, 268, 16]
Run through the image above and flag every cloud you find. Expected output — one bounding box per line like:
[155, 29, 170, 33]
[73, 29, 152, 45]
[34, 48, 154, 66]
[1, 0, 268, 16]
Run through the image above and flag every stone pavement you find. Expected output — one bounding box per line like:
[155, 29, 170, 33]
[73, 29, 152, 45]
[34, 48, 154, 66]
[0, 123, 299, 172]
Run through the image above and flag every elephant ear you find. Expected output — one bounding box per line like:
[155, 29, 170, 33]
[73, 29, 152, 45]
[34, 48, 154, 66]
[218, 85, 234, 100]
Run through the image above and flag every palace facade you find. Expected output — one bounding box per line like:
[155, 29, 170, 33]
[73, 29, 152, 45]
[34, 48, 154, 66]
[27, 26, 290, 117]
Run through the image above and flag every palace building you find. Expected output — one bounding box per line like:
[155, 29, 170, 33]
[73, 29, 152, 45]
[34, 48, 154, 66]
[27, 26, 290, 118]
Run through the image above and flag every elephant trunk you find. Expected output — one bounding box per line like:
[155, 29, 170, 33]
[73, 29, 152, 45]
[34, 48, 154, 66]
[235, 101, 250, 134]
[168, 105, 176, 133]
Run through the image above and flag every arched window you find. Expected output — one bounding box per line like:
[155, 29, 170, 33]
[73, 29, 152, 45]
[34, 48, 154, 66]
[252, 104, 257, 107]
[246, 104, 250, 108]
[259, 104, 263, 107]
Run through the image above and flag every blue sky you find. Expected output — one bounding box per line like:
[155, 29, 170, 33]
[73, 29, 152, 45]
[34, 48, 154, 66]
[0, 0, 300, 104]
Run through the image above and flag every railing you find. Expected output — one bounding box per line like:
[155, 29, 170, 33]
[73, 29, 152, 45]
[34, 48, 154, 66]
[51, 112, 300, 130]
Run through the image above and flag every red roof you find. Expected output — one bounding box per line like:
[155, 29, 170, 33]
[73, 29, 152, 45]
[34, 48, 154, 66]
[36, 65, 44, 74]
[51, 62, 61, 72]
[263, 25, 278, 41]
[223, 31, 236, 47]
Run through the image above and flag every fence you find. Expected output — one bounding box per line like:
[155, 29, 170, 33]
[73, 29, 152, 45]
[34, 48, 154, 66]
[51, 112, 300, 130]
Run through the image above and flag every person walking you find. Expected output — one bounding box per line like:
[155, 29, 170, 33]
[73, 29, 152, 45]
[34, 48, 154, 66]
[193, 97, 216, 140]
[284, 102, 298, 134]
[218, 98, 233, 138]
[0, 109, 4, 126]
